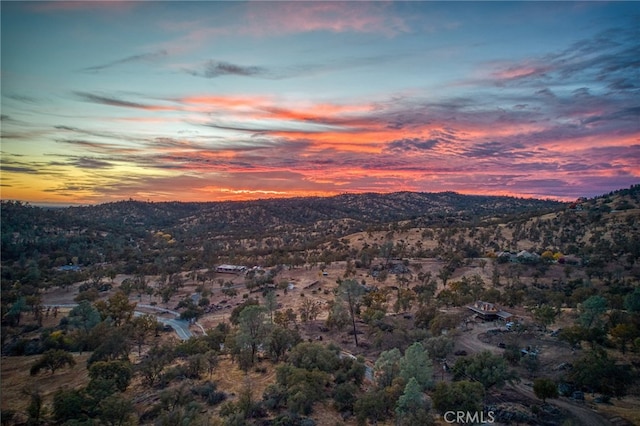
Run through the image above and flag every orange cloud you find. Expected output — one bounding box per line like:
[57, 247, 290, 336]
[181, 95, 271, 109]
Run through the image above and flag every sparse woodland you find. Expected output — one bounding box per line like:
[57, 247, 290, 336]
[2, 186, 640, 425]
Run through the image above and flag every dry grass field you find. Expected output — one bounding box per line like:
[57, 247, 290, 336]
[1, 353, 92, 420]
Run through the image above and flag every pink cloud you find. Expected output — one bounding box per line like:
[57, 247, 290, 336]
[153, 2, 408, 56]
[492, 64, 549, 80]
[245, 2, 409, 37]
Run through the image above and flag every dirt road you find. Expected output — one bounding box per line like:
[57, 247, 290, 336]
[455, 323, 613, 426]
[509, 382, 612, 426]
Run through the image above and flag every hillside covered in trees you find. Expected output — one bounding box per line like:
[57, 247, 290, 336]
[1, 192, 564, 276]
[1, 185, 640, 426]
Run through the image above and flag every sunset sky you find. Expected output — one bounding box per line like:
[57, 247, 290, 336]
[2, 1, 638, 205]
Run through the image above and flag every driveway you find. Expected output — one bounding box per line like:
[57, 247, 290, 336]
[46, 303, 194, 341]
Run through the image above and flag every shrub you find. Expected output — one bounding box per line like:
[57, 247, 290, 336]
[192, 381, 227, 406]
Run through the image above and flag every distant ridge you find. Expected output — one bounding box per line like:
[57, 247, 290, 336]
[1, 185, 637, 270]
[2, 191, 566, 242]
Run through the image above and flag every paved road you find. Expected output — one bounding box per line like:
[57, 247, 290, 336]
[46, 304, 194, 341]
[138, 303, 207, 338]
[137, 304, 182, 317]
[133, 311, 193, 340]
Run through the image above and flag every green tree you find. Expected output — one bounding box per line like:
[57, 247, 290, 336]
[5, 297, 28, 327]
[52, 388, 89, 423]
[229, 298, 260, 325]
[97, 394, 135, 426]
[395, 377, 434, 426]
[87, 377, 120, 403]
[326, 298, 349, 331]
[220, 388, 251, 423]
[264, 290, 278, 323]
[399, 342, 433, 391]
[394, 288, 415, 313]
[87, 327, 131, 365]
[288, 342, 340, 372]
[205, 322, 230, 351]
[139, 344, 173, 386]
[267, 326, 300, 363]
[437, 266, 453, 288]
[578, 295, 607, 329]
[624, 287, 640, 312]
[274, 308, 297, 329]
[30, 349, 76, 375]
[74, 287, 100, 303]
[533, 378, 558, 403]
[414, 304, 437, 329]
[336, 355, 366, 386]
[429, 312, 461, 336]
[177, 296, 204, 322]
[236, 305, 269, 367]
[532, 305, 557, 332]
[423, 335, 454, 361]
[185, 353, 206, 379]
[128, 313, 158, 356]
[276, 364, 331, 416]
[610, 323, 639, 354]
[88, 360, 132, 392]
[432, 380, 484, 415]
[94, 291, 136, 327]
[157, 284, 177, 304]
[66, 301, 103, 352]
[333, 382, 358, 413]
[453, 350, 518, 390]
[568, 348, 632, 397]
[299, 298, 321, 323]
[374, 348, 402, 388]
[559, 325, 586, 349]
[355, 388, 391, 426]
[68, 300, 101, 332]
[156, 383, 204, 424]
[362, 289, 389, 323]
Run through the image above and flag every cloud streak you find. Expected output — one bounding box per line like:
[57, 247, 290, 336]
[489, 26, 640, 92]
[74, 92, 175, 111]
[81, 50, 168, 72]
[186, 60, 267, 79]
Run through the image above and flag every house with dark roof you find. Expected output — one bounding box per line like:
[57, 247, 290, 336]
[467, 300, 513, 321]
[216, 264, 247, 274]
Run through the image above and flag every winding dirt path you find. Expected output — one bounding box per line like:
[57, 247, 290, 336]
[508, 382, 612, 426]
[455, 323, 613, 426]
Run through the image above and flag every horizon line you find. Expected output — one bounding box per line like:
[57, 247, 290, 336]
[2, 188, 602, 209]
